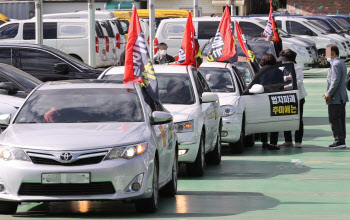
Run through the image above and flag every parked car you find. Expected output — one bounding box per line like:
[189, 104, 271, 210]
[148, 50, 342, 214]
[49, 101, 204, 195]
[328, 15, 350, 32]
[99, 65, 222, 177]
[0, 94, 24, 130]
[0, 63, 42, 98]
[0, 79, 178, 214]
[0, 18, 110, 67]
[0, 43, 103, 82]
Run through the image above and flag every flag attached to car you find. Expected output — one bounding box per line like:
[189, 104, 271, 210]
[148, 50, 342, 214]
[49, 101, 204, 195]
[235, 21, 260, 71]
[207, 5, 237, 63]
[262, 0, 282, 56]
[175, 12, 203, 68]
[124, 6, 159, 102]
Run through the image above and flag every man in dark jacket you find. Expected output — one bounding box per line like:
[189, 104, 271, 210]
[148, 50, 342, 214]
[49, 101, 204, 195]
[324, 44, 349, 148]
[154, 42, 175, 64]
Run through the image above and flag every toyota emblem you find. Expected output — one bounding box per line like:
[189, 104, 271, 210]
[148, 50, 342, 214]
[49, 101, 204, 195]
[60, 152, 73, 162]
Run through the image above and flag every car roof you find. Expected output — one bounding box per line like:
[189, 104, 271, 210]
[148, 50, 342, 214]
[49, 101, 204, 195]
[199, 62, 228, 68]
[37, 79, 131, 90]
[7, 18, 89, 23]
[104, 65, 190, 76]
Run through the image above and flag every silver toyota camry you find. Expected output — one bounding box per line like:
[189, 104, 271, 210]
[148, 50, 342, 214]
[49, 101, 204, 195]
[0, 80, 178, 214]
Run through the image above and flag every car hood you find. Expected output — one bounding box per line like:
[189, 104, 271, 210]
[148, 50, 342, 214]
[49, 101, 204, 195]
[163, 104, 197, 123]
[282, 38, 308, 47]
[1, 122, 146, 151]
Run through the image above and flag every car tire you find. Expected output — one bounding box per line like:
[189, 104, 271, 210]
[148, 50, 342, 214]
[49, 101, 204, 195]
[0, 201, 18, 214]
[229, 125, 245, 154]
[244, 134, 255, 147]
[186, 132, 205, 177]
[160, 149, 178, 197]
[205, 132, 222, 165]
[318, 49, 330, 68]
[135, 158, 159, 213]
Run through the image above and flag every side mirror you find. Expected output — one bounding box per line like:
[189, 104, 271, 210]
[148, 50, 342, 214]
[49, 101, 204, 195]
[151, 111, 173, 125]
[201, 92, 219, 103]
[54, 63, 70, 75]
[0, 82, 17, 94]
[305, 30, 313, 36]
[249, 84, 264, 94]
[0, 114, 11, 126]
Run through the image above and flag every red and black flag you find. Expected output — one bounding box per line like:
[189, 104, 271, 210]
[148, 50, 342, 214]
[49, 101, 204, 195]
[175, 12, 203, 67]
[124, 6, 159, 101]
[207, 5, 237, 63]
[235, 21, 260, 71]
[263, 0, 283, 56]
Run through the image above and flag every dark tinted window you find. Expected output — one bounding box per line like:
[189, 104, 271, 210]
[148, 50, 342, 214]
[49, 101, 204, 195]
[239, 22, 264, 38]
[15, 88, 144, 123]
[100, 21, 115, 37]
[276, 20, 282, 29]
[23, 22, 57, 40]
[234, 62, 253, 84]
[286, 21, 314, 35]
[95, 22, 104, 38]
[198, 21, 220, 39]
[0, 21, 4, 26]
[0, 48, 12, 65]
[199, 68, 235, 92]
[19, 49, 63, 72]
[0, 23, 19, 39]
[114, 19, 125, 35]
[120, 20, 129, 34]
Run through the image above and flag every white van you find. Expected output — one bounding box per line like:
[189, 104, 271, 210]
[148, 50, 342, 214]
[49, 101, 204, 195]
[0, 19, 109, 67]
[262, 16, 350, 67]
[155, 17, 314, 70]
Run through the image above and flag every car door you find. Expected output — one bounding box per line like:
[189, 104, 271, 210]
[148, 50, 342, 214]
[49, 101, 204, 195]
[17, 48, 75, 82]
[192, 68, 218, 151]
[242, 63, 300, 134]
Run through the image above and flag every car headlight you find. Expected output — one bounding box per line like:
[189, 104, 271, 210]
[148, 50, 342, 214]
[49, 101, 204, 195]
[221, 105, 235, 117]
[292, 44, 307, 56]
[175, 120, 194, 133]
[104, 142, 147, 160]
[0, 145, 30, 162]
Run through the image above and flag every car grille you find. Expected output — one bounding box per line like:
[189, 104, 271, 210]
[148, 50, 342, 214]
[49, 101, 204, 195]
[18, 182, 116, 196]
[26, 149, 109, 166]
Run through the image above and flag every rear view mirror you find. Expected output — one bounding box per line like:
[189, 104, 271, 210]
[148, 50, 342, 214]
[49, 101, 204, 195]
[151, 111, 173, 125]
[54, 63, 70, 75]
[0, 82, 17, 94]
[249, 84, 264, 94]
[202, 92, 219, 103]
[0, 114, 11, 126]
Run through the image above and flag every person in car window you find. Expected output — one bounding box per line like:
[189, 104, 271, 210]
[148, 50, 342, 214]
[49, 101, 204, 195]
[165, 79, 189, 104]
[277, 49, 307, 148]
[154, 43, 175, 64]
[255, 53, 281, 150]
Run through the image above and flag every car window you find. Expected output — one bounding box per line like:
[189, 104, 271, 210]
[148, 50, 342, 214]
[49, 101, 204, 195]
[199, 67, 235, 93]
[120, 20, 129, 34]
[0, 23, 19, 39]
[58, 24, 87, 38]
[19, 49, 65, 72]
[0, 21, 4, 26]
[239, 21, 264, 38]
[163, 23, 185, 39]
[23, 22, 58, 40]
[276, 20, 282, 29]
[198, 21, 220, 40]
[113, 19, 125, 35]
[196, 70, 211, 92]
[95, 22, 104, 38]
[0, 48, 12, 65]
[308, 20, 331, 33]
[100, 21, 115, 38]
[15, 88, 144, 123]
[0, 74, 23, 93]
[247, 64, 296, 94]
[286, 21, 315, 36]
[234, 62, 253, 84]
[157, 73, 195, 105]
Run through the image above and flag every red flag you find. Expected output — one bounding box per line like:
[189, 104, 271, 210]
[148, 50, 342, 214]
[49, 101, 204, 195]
[124, 6, 159, 101]
[207, 5, 237, 63]
[262, 0, 282, 56]
[174, 12, 203, 67]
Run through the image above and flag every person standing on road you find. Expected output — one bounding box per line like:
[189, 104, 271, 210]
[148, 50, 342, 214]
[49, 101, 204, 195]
[324, 44, 348, 148]
[277, 49, 307, 148]
[154, 42, 175, 64]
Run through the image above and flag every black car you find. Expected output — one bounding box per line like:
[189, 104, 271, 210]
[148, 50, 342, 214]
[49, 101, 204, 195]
[0, 63, 42, 98]
[0, 43, 103, 82]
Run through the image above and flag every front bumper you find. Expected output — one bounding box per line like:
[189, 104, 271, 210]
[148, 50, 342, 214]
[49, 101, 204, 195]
[177, 132, 200, 163]
[221, 113, 242, 143]
[0, 153, 154, 202]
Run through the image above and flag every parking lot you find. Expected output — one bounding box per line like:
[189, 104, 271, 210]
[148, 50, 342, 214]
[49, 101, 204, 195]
[1, 66, 349, 219]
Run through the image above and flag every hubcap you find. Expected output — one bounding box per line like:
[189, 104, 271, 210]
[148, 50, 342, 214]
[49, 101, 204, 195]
[318, 54, 328, 65]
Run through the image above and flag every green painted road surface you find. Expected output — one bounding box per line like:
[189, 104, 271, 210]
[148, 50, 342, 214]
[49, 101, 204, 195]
[2, 67, 350, 220]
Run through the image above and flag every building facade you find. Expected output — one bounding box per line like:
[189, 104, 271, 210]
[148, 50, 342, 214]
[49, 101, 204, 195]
[286, 0, 350, 16]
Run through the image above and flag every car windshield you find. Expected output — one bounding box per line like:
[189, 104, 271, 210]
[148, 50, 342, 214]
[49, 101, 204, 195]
[199, 68, 235, 92]
[333, 18, 350, 29]
[157, 73, 195, 104]
[234, 62, 253, 84]
[15, 88, 144, 123]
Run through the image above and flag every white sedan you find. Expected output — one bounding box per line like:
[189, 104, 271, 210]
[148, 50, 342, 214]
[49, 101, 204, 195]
[100, 65, 222, 177]
[199, 62, 301, 153]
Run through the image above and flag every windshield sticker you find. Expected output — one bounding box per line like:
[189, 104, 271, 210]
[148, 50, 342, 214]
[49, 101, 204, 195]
[269, 93, 298, 116]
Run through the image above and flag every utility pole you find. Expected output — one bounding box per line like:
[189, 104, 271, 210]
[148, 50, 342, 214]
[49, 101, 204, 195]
[88, 0, 96, 67]
[35, 0, 43, 45]
[193, 0, 198, 17]
[149, 0, 155, 62]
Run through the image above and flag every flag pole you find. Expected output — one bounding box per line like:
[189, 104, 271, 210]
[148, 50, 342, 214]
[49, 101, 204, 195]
[149, 0, 155, 63]
[35, 0, 43, 45]
[88, 0, 96, 68]
[193, 0, 198, 17]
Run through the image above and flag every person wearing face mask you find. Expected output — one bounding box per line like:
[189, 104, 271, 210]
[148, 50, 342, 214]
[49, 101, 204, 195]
[154, 42, 175, 64]
[324, 44, 348, 149]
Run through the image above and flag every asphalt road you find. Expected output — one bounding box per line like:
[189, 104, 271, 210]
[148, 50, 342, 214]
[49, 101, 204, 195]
[2, 66, 350, 220]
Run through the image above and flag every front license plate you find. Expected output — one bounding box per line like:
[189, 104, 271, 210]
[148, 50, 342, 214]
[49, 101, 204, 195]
[42, 173, 90, 184]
